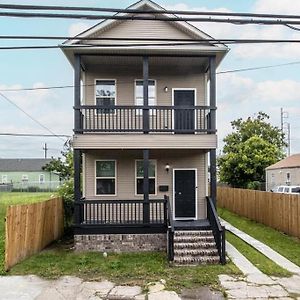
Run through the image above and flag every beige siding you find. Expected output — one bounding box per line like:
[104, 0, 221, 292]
[86, 18, 195, 45]
[84, 149, 207, 220]
[84, 64, 206, 106]
[266, 167, 300, 191]
[73, 134, 217, 150]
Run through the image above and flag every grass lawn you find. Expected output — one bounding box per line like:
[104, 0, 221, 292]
[219, 207, 300, 267]
[9, 240, 241, 292]
[0, 192, 53, 274]
[226, 231, 291, 277]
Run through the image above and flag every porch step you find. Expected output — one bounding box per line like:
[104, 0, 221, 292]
[174, 255, 220, 265]
[172, 230, 220, 266]
[174, 249, 219, 257]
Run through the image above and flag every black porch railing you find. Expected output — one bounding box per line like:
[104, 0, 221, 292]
[166, 195, 175, 261]
[75, 198, 167, 228]
[206, 196, 226, 264]
[75, 105, 216, 133]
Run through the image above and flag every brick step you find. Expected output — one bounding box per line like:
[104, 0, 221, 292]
[174, 248, 219, 257]
[174, 235, 215, 243]
[174, 230, 213, 236]
[174, 241, 216, 249]
[173, 255, 220, 265]
[174, 235, 216, 244]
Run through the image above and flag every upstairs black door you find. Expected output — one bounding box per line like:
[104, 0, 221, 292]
[174, 170, 196, 219]
[174, 90, 195, 133]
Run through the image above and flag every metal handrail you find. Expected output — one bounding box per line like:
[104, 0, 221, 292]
[166, 195, 175, 261]
[206, 196, 226, 264]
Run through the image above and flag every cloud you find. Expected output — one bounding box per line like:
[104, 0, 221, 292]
[254, 0, 300, 14]
[68, 22, 91, 37]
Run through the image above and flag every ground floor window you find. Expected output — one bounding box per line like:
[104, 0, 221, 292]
[95, 160, 116, 195]
[135, 160, 156, 195]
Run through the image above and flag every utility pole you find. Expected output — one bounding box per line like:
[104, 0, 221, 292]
[280, 108, 290, 157]
[43, 143, 48, 159]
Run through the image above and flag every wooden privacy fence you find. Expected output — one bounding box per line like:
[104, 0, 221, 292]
[5, 197, 64, 271]
[218, 187, 300, 239]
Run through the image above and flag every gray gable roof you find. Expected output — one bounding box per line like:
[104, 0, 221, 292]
[0, 159, 52, 172]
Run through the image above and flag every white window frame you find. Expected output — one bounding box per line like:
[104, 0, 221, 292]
[134, 79, 157, 115]
[135, 159, 157, 196]
[94, 79, 117, 114]
[95, 159, 117, 196]
[1, 175, 7, 184]
[22, 174, 28, 181]
[39, 174, 45, 184]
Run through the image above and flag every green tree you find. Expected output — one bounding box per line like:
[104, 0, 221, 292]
[218, 112, 286, 189]
[43, 143, 75, 228]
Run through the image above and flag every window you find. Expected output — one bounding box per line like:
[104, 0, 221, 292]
[292, 187, 300, 193]
[39, 174, 45, 184]
[284, 187, 289, 193]
[1, 175, 7, 184]
[135, 80, 156, 115]
[22, 174, 28, 181]
[95, 160, 116, 195]
[286, 172, 291, 183]
[135, 160, 156, 195]
[95, 80, 116, 113]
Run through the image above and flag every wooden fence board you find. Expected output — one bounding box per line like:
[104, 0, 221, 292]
[5, 197, 64, 271]
[217, 187, 300, 240]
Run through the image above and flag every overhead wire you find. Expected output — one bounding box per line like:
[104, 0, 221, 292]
[0, 92, 66, 142]
[2, 3, 300, 21]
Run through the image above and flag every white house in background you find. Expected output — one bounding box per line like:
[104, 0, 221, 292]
[266, 154, 300, 191]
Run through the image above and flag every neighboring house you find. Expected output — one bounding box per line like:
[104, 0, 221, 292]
[266, 154, 300, 191]
[62, 0, 228, 265]
[0, 158, 60, 191]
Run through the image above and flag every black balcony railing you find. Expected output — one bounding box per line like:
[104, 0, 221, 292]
[74, 105, 216, 134]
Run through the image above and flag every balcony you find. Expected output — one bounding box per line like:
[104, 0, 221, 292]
[74, 105, 216, 134]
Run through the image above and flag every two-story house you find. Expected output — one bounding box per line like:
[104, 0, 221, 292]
[62, 0, 228, 265]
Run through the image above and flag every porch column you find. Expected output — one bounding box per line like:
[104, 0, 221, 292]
[143, 56, 149, 134]
[74, 54, 82, 224]
[209, 56, 217, 207]
[74, 149, 82, 225]
[143, 149, 150, 224]
[74, 54, 81, 134]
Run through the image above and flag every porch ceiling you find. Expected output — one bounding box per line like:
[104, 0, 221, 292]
[81, 55, 209, 71]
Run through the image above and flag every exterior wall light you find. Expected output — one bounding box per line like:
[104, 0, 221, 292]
[165, 163, 170, 173]
[164, 86, 168, 93]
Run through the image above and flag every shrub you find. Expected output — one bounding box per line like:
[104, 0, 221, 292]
[57, 179, 74, 229]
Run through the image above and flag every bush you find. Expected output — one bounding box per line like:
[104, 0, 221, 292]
[57, 179, 74, 229]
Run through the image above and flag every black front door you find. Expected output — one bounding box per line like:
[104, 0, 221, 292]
[174, 90, 195, 133]
[174, 170, 196, 219]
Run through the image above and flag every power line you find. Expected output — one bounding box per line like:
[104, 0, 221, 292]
[3, 11, 300, 26]
[0, 92, 66, 141]
[5, 38, 300, 50]
[217, 61, 300, 74]
[2, 3, 300, 21]
[1, 60, 300, 93]
[0, 132, 71, 137]
[4, 36, 300, 44]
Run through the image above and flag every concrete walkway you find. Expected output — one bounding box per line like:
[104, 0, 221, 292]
[0, 275, 224, 300]
[220, 219, 300, 299]
[221, 218, 300, 274]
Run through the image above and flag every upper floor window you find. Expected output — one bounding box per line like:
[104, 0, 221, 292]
[95, 80, 116, 113]
[135, 80, 156, 115]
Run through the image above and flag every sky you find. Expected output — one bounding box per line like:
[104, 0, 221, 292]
[1, 0, 300, 159]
